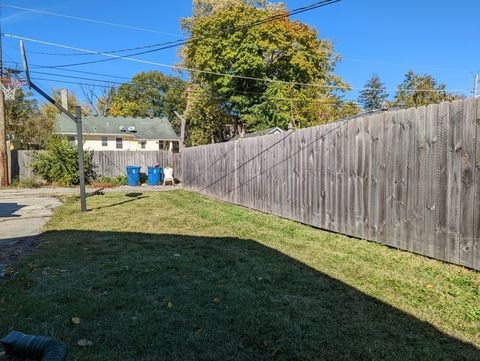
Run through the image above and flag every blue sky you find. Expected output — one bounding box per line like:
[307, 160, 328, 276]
[2, 0, 479, 105]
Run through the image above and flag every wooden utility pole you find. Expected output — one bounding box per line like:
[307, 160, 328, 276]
[0, 5, 9, 186]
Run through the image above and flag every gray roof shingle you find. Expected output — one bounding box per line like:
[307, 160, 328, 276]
[54, 114, 179, 140]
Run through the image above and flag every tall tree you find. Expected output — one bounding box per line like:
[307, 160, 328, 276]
[393, 70, 460, 108]
[5, 89, 51, 148]
[182, 2, 358, 144]
[358, 74, 388, 111]
[109, 71, 187, 121]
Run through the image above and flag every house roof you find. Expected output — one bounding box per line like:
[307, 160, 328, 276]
[54, 114, 179, 141]
[231, 126, 284, 141]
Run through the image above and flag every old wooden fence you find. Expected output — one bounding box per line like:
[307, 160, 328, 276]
[179, 98, 480, 270]
[8, 150, 174, 181]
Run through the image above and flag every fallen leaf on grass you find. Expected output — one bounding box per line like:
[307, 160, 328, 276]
[213, 297, 221, 304]
[77, 339, 93, 347]
[167, 302, 173, 308]
[270, 348, 280, 357]
[71, 317, 81, 324]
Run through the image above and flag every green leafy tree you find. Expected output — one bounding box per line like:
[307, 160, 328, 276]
[393, 70, 460, 109]
[5, 88, 51, 148]
[182, 2, 357, 143]
[186, 86, 231, 145]
[358, 74, 389, 111]
[109, 71, 187, 122]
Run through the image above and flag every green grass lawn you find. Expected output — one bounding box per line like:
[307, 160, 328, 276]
[1, 190, 479, 361]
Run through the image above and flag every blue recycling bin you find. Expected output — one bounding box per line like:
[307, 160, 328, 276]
[147, 166, 163, 186]
[126, 166, 141, 186]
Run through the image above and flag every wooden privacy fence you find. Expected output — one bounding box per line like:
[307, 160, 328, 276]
[91, 151, 172, 177]
[180, 98, 480, 270]
[8, 150, 175, 181]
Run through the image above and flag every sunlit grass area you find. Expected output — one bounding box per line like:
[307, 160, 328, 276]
[1, 190, 478, 360]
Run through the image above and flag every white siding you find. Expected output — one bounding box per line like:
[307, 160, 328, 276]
[75, 135, 176, 151]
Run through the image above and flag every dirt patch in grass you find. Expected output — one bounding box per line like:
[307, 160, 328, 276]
[0, 190, 478, 361]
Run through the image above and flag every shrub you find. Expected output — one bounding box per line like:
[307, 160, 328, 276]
[114, 175, 128, 186]
[9, 178, 42, 189]
[32, 136, 95, 186]
[90, 176, 115, 188]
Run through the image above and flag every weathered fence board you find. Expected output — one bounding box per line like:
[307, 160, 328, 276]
[181, 99, 480, 270]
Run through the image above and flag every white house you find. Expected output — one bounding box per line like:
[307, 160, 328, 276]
[54, 114, 179, 151]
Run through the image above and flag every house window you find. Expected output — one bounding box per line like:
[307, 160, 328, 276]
[158, 140, 164, 150]
[140, 141, 146, 149]
[173, 141, 179, 152]
[67, 136, 75, 142]
[101, 137, 108, 147]
[116, 138, 123, 149]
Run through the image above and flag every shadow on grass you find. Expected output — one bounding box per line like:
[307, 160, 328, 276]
[88, 195, 148, 211]
[0, 230, 478, 361]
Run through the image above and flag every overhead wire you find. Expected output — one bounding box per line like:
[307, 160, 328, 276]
[0, 3, 182, 37]
[1, 0, 340, 61]
[30, 76, 356, 105]
[7, 33, 468, 94]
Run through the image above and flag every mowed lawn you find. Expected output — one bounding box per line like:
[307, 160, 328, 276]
[0, 190, 479, 361]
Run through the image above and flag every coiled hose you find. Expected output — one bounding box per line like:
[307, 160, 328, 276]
[0, 330, 67, 361]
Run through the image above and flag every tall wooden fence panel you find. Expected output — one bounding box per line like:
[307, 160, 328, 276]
[180, 99, 480, 270]
[8, 150, 175, 181]
[91, 151, 171, 177]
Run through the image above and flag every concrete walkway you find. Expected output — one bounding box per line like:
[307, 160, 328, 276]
[0, 193, 62, 276]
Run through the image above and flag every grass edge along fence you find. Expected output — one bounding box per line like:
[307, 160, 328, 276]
[180, 98, 480, 270]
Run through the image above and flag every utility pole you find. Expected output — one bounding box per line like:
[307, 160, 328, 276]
[474, 73, 479, 98]
[0, 5, 9, 187]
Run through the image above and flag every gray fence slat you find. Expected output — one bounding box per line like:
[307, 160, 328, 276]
[459, 98, 476, 266]
[474, 98, 480, 269]
[424, 104, 438, 257]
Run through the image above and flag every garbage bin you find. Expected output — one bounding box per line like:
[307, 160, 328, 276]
[147, 166, 162, 186]
[126, 166, 141, 186]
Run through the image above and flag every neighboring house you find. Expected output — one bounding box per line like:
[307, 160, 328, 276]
[54, 114, 179, 151]
[230, 126, 284, 141]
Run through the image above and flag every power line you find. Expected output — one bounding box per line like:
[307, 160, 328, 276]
[3, 59, 132, 80]
[16, 34, 470, 94]
[2, 0, 341, 62]
[1, 3, 182, 37]
[29, 71, 357, 102]
[2, 38, 186, 57]
[30, 76, 356, 105]
[6, 33, 359, 91]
